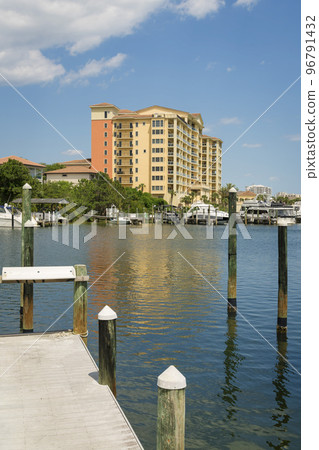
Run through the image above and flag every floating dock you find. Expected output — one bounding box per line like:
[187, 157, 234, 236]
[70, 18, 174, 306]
[0, 332, 143, 450]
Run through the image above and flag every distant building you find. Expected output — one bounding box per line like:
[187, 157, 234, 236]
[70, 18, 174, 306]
[45, 165, 97, 185]
[246, 184, 272, 197]
[0, 155, 45, 180]
[90, 102, 222, 205]
[59, 159, 91, 167]
[236, 190, 256, 212]
[277, 192, 301, 200]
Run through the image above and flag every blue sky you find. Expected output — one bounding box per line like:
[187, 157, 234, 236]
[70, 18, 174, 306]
[0, 0, 300, 194]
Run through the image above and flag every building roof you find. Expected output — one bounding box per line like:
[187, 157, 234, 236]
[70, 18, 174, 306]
[237, 191, 256, 198]
[89, 102, 119, 109]
[13, 198, 69, 204]
[0, 156, 45, 168]
[45, 166, 97, 175]
[202, 135, 223, 141]
[59, 159, 91, 166]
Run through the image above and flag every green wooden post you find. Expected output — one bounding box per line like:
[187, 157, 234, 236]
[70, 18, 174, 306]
[227, 188, 237, 315]
[245, 208, 247, 225]
[73, 265, 88, 338]
[98, 305, 117, 396]
[208, 205, 211, 226]
[277, 225, 288, 333]
[157, 365, 186, 450]
[21, 183, 32, 330]
[22, 220, 35, 332]
[215, 208, 218, 226]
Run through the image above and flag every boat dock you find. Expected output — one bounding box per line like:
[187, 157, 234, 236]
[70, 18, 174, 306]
[0, 332, 143, 450]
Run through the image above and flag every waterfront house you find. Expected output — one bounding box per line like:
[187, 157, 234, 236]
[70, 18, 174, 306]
[0, 155, 45, 181]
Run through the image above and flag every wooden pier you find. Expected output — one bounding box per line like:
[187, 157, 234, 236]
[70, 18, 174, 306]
[0, 332, 143, 450]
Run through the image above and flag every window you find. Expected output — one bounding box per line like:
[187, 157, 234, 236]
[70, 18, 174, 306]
[104, 168, 108, 173]
[114, 132, 117, 137]
[62, 174, 67, 177]
[114, 150, 117, 155]
[144, 149, 147, 153]
[143, 122, 145, 126]
[104, 141, 107, 146]
[152, 157, 163, 162]
[104, 123, 108, 128]
[130, 177, 133, 183]
[152, 139, 164, 144]
[152, 186, 163, 191]
[135, 131, 138, 137]
[104, 150, 107, 155]
[135, 168, 138, 173]
[119, 177, 122, 183]
[152, 129, 164, 135]
[118, 150, 122, 156]
[135, 159, 138, 164]
[152, 175, 164, 180]
[104, 132, 108, 137]
[135, 177, 138, 182]
[152, 119, 164, 127]
[152, 166, 164, 172]
[104, 111, 108, 118]
[135, 123, 138, 128]
[118, 132, 122, 138]
[152, 148, 164, 153]
[114, 168, 117, 173]
[130, 141, 133, 147]
[135, 141, 138, 146]
[130, 123, 133, 128]
[104, 159, 107, 164]
[135, 150, 138, 155]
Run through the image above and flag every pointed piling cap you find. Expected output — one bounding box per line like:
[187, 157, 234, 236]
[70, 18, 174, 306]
[23, 183, 32, 190]
[157, 365, 187, 390]
[98, 305, 117, 321]
[229, 187, 237, 193]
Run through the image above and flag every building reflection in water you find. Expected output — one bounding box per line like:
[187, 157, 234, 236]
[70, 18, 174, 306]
[267, 334, 291, 449]
[219, 316, 244, 429]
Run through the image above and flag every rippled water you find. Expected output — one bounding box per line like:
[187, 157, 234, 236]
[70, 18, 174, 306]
[0, 223, 301, 449]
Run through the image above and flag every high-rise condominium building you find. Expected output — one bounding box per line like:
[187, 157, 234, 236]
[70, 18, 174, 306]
[90, 103, 222, 205]
[245, 184, 272, 196]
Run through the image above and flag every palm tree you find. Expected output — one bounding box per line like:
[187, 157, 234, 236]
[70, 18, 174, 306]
[168, 189, 176, 207]
[138, 183, 146, 193]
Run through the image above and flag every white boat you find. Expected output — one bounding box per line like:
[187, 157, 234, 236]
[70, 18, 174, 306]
[109, 216, 131, 224]
[239, 200, 271, 224]
[185, 201, 229, 224]
[269, 204, 296, 225]
[0, 204, 39, 228]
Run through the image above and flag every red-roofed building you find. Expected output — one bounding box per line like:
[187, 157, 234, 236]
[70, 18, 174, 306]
[45, 165, 97, 184]
[0, 156, 45, 180]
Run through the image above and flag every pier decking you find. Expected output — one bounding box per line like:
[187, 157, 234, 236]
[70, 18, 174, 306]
[0, 332, 143, 450]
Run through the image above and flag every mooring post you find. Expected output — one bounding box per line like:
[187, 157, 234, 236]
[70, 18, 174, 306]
[277, 225, 288, 333]
[73, 265, 88, 338]
[157, 365, 186, 450]
[227, 188, 237, 315]
[98, 305, 117, 396]
[245, 208, 247, 225]
[21, 183, 32, 329]
[208, 205, 211, 226]
[215, 208, 218, 226]
[22, 220, 35, 332]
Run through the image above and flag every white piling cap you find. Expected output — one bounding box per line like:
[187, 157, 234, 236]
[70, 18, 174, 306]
[24, 220, 35, 228]
[98, 305, 117, 321]
[157, 365, 187, 390]
[23, 183, 32, 190]
[229, 187, 237, 193]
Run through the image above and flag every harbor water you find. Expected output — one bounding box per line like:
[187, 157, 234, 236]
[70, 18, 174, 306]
[0, 223, 301, 449]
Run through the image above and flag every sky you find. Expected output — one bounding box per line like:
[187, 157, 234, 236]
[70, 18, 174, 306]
[0, 0, 301, 195]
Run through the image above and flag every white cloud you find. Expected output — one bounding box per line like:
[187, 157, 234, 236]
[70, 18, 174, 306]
[269, 176, 279, 181]
[62, 149, 83, 155]
[0, 0, 230, 86]
[62, 53, 127, 85]
[0, 49, 65, 86]
[234, 0, 259, 10]
[176, 0, 225, 19]
[220, 117, 241, 125]
[286, 134, 301, 142]
[226, 66, 235, 72]
[242, 143, 262, 148]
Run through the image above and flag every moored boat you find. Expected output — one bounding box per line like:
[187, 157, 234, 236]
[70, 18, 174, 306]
[0, 204, 39, 228]
[185, 200, 228, 224]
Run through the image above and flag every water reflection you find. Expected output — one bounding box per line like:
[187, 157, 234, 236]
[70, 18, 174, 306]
[267, 334, 291, 449]
[219, 316, 244, 427]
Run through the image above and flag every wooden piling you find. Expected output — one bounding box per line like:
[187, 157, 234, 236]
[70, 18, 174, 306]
[22, 220, 35, 332]
[73, 265, 88, 337]
[215, 208, 218, 226]
[277, 225, 288, 333]
[244, 208, 247, 225]
[227, 188, 237, 315]
[157, 365, 186, 450]
[98, 305, 117, 396]
[21, 183, 33, 331]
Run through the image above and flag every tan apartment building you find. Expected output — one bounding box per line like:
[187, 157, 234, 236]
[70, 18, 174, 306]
[90, 103, 222, 205]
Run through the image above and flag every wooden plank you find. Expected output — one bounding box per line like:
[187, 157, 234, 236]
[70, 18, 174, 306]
[0, 332, 143, 449]
[1, 266, 77, 283]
